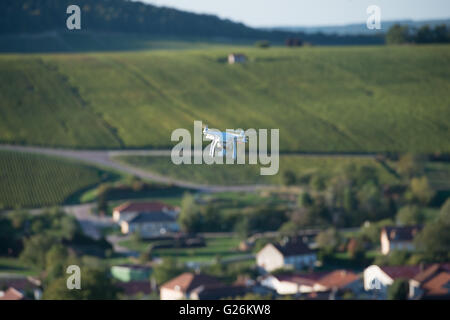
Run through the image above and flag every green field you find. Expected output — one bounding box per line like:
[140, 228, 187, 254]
[113, 155, 398, 186]
[0, 45, 449, 152]
[120, 236, 244, 263]
[0, 151, 110, 208]
[0, 257, 39, 276]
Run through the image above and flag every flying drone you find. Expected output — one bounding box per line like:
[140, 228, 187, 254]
[203, 125, 247, 160]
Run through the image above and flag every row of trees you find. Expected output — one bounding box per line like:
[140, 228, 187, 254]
[1, 0, 384, 46]
[386, 24, 450, 44]
[177, 193, 289, 237]
[0, 208, 119, 299]
[177, 153, 438, 238]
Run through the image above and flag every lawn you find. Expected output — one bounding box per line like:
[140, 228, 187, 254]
[120, 236, 246, 263]
[0, 45, 449, 152]
[0, 257, 39, 276]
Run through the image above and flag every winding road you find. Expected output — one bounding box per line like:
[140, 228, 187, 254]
[0, 144, 376, 248]
[0, 144, 276, 193]
[0, 144, 377, 193]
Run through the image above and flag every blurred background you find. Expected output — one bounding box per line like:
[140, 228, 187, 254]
[0, 0, 449, 301]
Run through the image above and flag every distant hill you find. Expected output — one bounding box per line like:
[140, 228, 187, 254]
[0, 45, 449, 153]
[2, 0, 273, 38]
[265, 19, 450, 36]
[0, 0, 383, 52]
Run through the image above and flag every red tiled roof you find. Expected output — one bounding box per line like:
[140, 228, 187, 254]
[317, 270, 360, 289]
[0, 277, 40, 291]
[274, 270, 359, 290]
[380, 265, 422, 280]
[0, 287, 24, 300]
[413, 264, 439, 283]
[116, 281, 152, 296]
[114, 201, 174, 213]
[422, 272, 450, 296]
[273, 272, 329, 286]
[160, 273, 223, 293]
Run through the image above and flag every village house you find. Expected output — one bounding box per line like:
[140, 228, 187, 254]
[115, 280, 154, 299]
[228, 53, 247, 64]
[380, 225, 422, 255]
[260, 273, 325, 295]
[120, 211, 180, 238]
[363, 265, 422, 299]
[159, 272, 224, 300]
[315, 270, 363, 294]
[260, 270, 361, 296]
[256, 238, 317, 273]
[0, 287, 25, 300]
[409, 263, 450, 300]
[113, 201, 178, 223]
[0, 276, 42, 300]
[111, 264, 152, 282]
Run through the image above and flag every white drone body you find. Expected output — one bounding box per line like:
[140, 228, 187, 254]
[203, 125, 247, 159]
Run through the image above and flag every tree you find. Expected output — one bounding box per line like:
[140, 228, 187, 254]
[433, 24, 450, 43]
[415, 25, 435, 44]
[316, 228, 341, 254]
[386, 24, 411, 45]
[387, 279, 409, 300]
[374, 250, 410, 266]
[0, 216, 21, 256]
[396, 205, 425, 225]
[357, 182, 383, 222]
[45, 244, 70, 283]
[414, 210, 450, 262]
[408, 176, 435, 205]
[43, 267, 121, 300]
[97, 186, 109, 216]
[282, 170, 296, 186]
[139, 246, 153, 264]
[397, 154, 424, 178]
[347, 238, 366, 264]
[358, 219, 393, 245]
[9, 210, 31, 231]
[152, 258, 184, 286]
[310, 174, 326, 191]
[20, 234, 56, 270]
[177, 193, 202, 233]
[439, 198, 450, 221]
[298, 191, 313, 208]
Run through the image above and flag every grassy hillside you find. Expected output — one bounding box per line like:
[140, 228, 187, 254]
[0, 151, 110, 208]
[113, 155, 399, 186]
[0, 45, 449, 152]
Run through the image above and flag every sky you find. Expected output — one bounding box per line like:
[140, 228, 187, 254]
[141, 0, 450, 27]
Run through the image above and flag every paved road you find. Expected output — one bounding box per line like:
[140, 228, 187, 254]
[0, 144, 377, 193]
[0, 144, 275, 193]
[4, 203, 113, 240]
